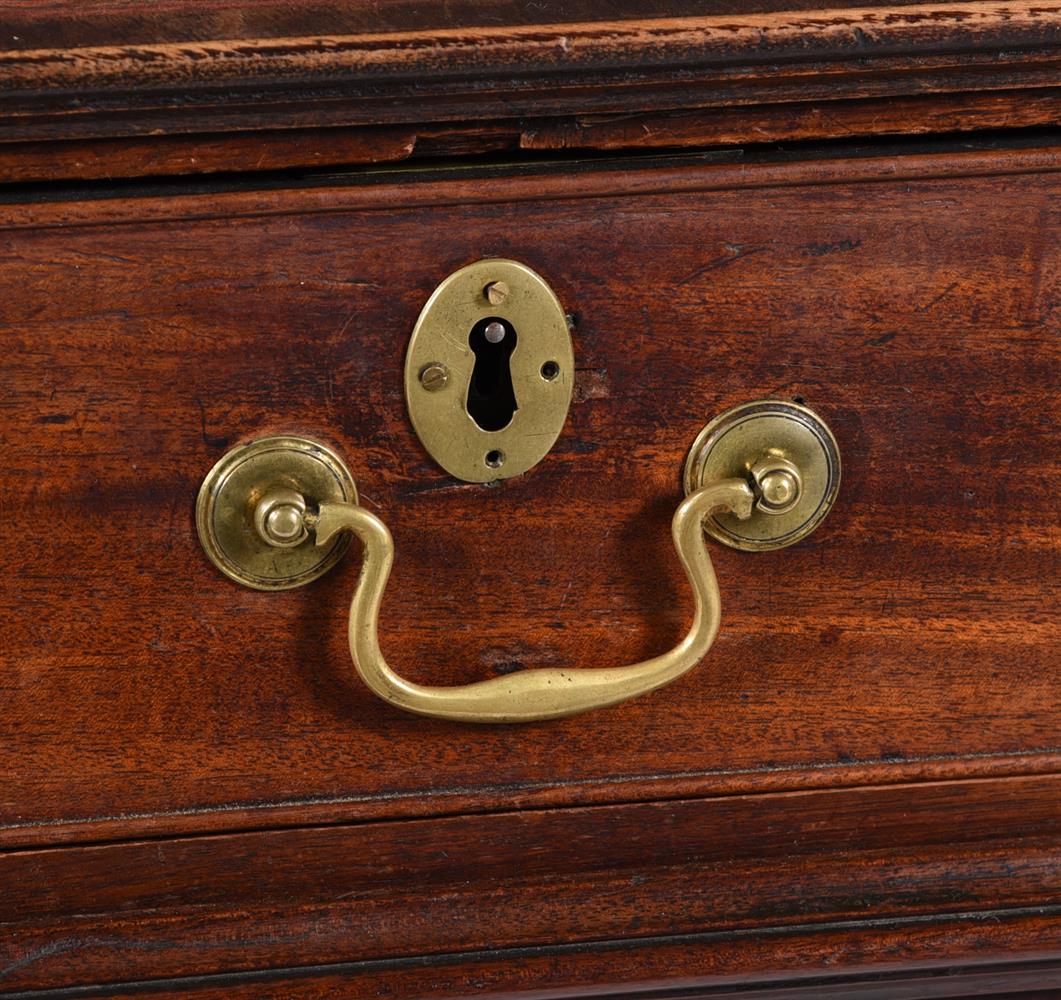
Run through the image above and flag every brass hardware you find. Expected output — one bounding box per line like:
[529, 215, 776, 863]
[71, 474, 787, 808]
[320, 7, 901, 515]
[405, 259, 574, 483]
[484, 280, 509, 305]
[254, 487, 309, 547]
[196, 436, 357, 590]
[311, 477, 753, 723]
[748, 455, 802, 515]
[198, 432, 758, 720]
[418, 362, 450, 392]
[201, 404, 836, 719]
[684, 400, 840, 551]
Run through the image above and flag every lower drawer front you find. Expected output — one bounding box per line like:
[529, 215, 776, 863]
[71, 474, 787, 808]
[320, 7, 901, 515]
[2, 146, 1059, 843]
[4, 774, 1060, 990]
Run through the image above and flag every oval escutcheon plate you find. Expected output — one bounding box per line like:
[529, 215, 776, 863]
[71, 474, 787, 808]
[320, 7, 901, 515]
[404, 259, 574, 483]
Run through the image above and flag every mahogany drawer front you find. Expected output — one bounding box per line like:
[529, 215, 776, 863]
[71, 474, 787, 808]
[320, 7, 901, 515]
[2, 145, 1060, 850]
[2, 774, 1059, 991]
[5, 0, 1061, 990]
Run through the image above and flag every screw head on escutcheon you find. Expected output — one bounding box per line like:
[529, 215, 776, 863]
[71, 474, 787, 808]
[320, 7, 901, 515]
[418, 362, 450, 392]
[484, 280, 509, 305]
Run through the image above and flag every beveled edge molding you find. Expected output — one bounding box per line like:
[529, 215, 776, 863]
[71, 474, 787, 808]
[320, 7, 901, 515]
[1, 141, 1060, 235]
[0, 2, 1059, 141]
[7, 936, 1061, 1000]
[2, 749, 1058, 851]
[1, 774, 1059, 991]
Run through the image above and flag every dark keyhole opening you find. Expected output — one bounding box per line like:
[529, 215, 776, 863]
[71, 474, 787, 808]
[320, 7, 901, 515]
[467, 317, 518, 432]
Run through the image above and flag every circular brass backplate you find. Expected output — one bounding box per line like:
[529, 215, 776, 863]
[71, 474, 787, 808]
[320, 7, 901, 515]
[683, 400, 840, 551]
[196, 436, 357, 590]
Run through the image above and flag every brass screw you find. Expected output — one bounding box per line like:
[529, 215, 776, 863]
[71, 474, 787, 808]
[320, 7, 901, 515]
[419, 362, 450, 392]
[484, 281, 509, 305]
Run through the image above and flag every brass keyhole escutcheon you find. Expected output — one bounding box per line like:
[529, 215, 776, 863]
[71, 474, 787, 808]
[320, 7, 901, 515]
[404, 259, 574, 483]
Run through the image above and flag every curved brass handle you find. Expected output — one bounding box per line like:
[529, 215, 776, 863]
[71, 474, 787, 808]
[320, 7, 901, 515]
[311, 478, 754, 723]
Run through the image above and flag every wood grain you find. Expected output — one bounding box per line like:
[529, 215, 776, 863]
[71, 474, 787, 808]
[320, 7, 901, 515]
[523, 90, 1061, 154]
[5, 911, 1060, 999]
[0, 0, 977, 51]
[2, 91, 1061, 186]
[3, 6, 1059, 996]
[2, 776, 1059, 990]
[0, 3, 1057, 146]
[1, 140, 1058, 852]
[0, 126, 422, 184]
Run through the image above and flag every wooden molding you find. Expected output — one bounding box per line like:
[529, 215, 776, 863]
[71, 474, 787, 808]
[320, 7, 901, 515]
[3, 776, 1060, 991]
[0, 3, 1059, 144]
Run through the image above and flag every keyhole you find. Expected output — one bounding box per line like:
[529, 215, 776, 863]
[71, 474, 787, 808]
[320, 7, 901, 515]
[467, 318, 518, 432]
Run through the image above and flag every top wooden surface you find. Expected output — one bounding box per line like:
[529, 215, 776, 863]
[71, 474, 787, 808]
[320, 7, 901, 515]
[0, 0, 1058, 173]
[0, 0, 965, 47]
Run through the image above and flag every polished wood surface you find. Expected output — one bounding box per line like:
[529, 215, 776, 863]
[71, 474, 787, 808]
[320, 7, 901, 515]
[2, 5, 1060, 990]
[0, 0, 981, 48]
[10, 918, 1059, 1000]
[4, 775, 1060, 989]
[2, 141, 1058, 850]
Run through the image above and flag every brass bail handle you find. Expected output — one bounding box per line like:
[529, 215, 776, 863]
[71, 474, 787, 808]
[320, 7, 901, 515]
[196, 401, 840, 723]
[336, 481, 748, 722]
[258, 479, 754, 724]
